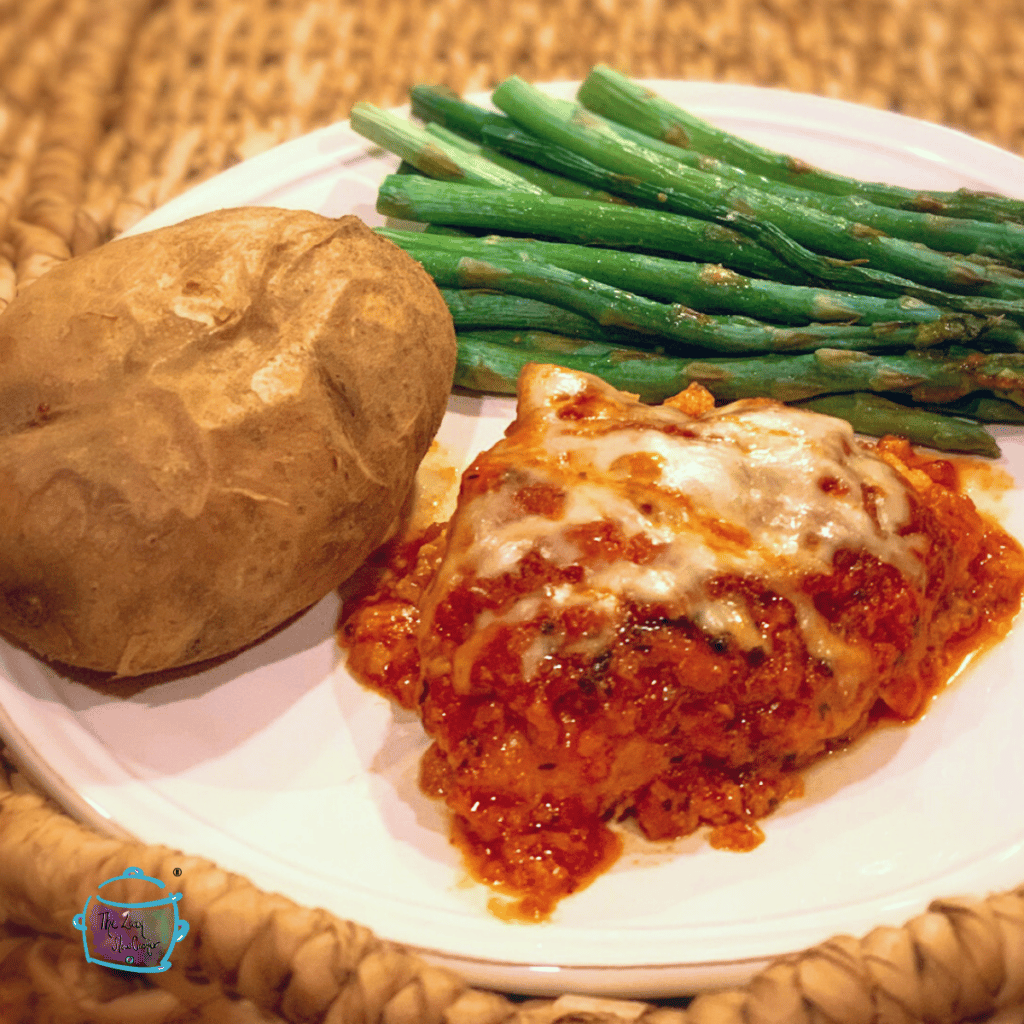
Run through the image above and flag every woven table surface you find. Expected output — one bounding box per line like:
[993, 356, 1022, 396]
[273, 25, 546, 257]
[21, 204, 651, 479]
[3, 0, 1024, 1021]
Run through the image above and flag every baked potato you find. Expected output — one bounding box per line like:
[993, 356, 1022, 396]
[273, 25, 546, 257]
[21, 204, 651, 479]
[0, 207, 456, 675]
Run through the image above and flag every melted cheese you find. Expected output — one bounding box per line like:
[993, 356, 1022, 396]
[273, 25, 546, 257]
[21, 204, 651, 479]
[434, 365, 930, 684]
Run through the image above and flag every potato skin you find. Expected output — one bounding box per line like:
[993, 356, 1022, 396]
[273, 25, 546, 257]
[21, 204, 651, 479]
[0, 208, 456, 675]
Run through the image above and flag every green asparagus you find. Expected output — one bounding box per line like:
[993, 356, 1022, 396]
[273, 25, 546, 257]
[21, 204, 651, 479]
[456, 330, 713, 400]
[456, 331, 1024, 407]
[379, 227, 990, 333]
[384, 76, 1024, 454]
[477, 117, 1024, 318]
[409, 244, 973, 354]
[376, 174, 807, 282]
[917, 393, 1024, 423]
[453, 330, 1005, 452]
[410, 83, 511, 143]
[424, 122, 624, 201]
[595, 119, 1024, 269]
[490, 77, 1024, 300]
[792, 392, 999, 457]
[441, 288, 613, 338]
[411, 84, 808, 210]
[349, 102, 543, 191]
[377, 175, 1024, 321]
[496, 89, 1024, 267]
[577, 65, 1024, 226]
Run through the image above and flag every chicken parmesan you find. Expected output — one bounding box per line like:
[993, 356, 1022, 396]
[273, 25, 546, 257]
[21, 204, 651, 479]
[341, 364, 1024, 920]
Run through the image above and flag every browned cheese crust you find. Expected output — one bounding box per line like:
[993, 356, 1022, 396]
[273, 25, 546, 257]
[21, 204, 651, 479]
[0, 208, 456, 675]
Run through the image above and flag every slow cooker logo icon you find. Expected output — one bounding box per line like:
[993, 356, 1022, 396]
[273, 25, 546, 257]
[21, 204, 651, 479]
[72, 866, 189, 973]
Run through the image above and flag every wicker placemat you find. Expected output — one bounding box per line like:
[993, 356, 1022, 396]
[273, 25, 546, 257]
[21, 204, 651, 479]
[2, 1, 1024, 1020]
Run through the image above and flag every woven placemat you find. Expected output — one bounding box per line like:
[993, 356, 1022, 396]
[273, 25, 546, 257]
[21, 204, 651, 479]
[3, 1, 1024, 1020]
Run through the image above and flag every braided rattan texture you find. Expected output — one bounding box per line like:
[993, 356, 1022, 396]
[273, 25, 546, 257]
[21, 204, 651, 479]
[0, 0, 1022, 302]
[2, 0, 1024, 1020]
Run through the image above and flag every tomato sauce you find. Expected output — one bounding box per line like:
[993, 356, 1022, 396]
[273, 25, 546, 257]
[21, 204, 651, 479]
[339, 377, 1024, 921]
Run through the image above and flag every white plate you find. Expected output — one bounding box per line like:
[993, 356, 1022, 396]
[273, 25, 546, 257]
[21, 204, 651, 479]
[3, 82, 1024, 999]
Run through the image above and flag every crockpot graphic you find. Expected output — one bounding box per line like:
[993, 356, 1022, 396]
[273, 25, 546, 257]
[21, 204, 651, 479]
[72, 866, 189, 973]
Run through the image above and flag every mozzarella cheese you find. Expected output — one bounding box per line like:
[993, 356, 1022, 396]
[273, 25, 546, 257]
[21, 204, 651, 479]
[435, 365, 929, 684]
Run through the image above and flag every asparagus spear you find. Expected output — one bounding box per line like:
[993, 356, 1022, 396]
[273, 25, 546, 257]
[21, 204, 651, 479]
[377, 175, 1024, 321]
[596, 121, 1024, 269]
[480, 105, 1024, 315]
[413, 83, 729, 197]
[456, 331, 1007, 452]
[412, 86, 856, 223]
[407, 85, 1024, 306]
[409, 80, 1022, 234]
[349, 102, 544, 191]
[440, 283, 978, 352]
[441, 288, 612, 338]
[376, 174, 807, 283]
[577, 65, 1024, 225]
[916, 392, 1024, 423]
[490, 77, 1024, 300]
[379, 227, 990, 338]
[792, 392, 999, 457]
[690, 346, 1024, 405]
[410, 83, 511, 143]
[423, 122, 625, 202]
[457, 331, 1024, 406]
[492, 90, 1024, 267]
[455, 329, 715, 399]
[442, 284, 942, 356]
[410, 244, 970, 354]
[480, 117, 1024, 319]
[412, 84, 804, 211]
